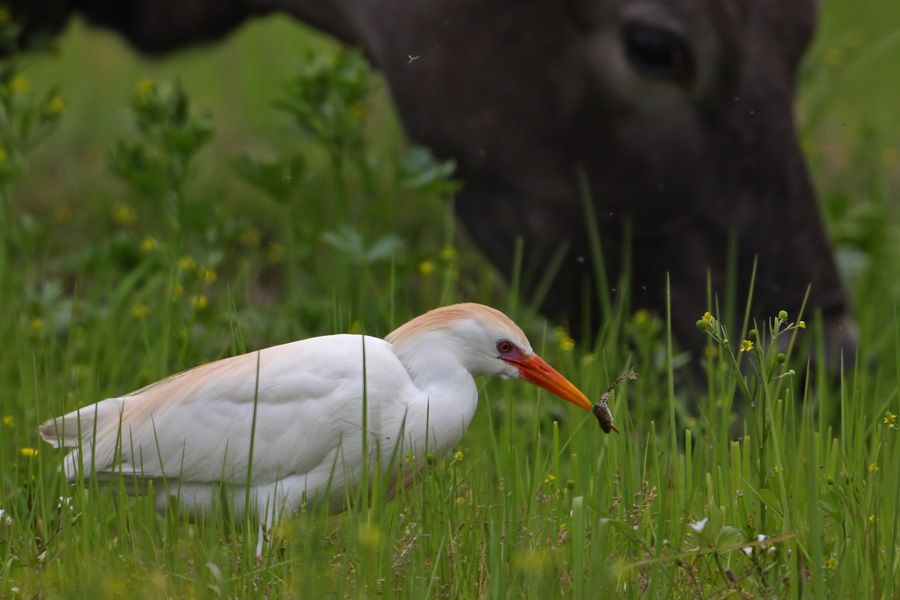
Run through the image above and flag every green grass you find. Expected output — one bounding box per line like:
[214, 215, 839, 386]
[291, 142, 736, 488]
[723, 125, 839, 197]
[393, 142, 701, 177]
[1, 3, 899, 597]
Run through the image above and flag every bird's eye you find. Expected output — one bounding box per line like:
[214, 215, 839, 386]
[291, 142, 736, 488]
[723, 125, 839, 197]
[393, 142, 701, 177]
[496, 340, 514, 354]
[621, 22, 694, 86]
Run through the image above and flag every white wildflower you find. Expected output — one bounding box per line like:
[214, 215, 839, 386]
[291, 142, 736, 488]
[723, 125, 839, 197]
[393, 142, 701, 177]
[689, 517, 708, 532]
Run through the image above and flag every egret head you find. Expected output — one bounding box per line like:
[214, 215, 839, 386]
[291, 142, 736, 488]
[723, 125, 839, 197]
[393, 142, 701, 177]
[388, 303, 592, 411]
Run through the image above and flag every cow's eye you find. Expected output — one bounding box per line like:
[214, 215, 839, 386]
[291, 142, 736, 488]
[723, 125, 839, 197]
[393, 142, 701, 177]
[622, 22, 694, 86]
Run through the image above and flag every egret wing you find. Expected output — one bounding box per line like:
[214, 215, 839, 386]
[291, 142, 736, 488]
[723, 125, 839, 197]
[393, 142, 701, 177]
[41, 335, 416, 484]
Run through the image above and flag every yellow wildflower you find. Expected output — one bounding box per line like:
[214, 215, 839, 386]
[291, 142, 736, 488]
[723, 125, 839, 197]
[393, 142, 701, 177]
[172, 282, 184, 299]
[868, 514, 875, 524]
[11, 76, 30, 93]
[241, 226, 260, 248]
[740, 339, 754, 353]
[882, 411, 896, 428]
[554, 327, 575, 352]
[177, 255, 196, 271]
[357, 522, 381, 550]
[3, 415, 14, 428]
[31, 318, 44, 332]
[632, 309, 650, 324]
[453, 450, 464, 462]
[543, 473, 556, 484]
[199, 267, 216, 284]
[47, 97, 66, 115]
[348, 102, 367, 122]
[266, 243, 285, 265]
[140, 236, 158, 252]
[20, 447, 38, 458]
[135, 78, 155, 95]
[111, 202, 136, 226]
[439, 246, 457, 262]
[867, 463, 879, 473]
[418, 260, 434, 276]
[824, 47, 844, 69]
[701, 311, 714, 326]
[825, 555, 838, 570]
[53, 202, 72, 223]
[455, 496, 467, 506]
[195, 294, 208, 310]
[130, 304, 150, 319]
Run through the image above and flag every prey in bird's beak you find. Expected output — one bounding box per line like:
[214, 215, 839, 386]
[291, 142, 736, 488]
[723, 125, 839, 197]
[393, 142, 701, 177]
[501, 349, 593, 411]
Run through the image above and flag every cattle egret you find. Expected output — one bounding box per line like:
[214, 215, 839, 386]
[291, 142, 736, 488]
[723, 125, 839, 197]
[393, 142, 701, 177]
[40, 303, 593, 522]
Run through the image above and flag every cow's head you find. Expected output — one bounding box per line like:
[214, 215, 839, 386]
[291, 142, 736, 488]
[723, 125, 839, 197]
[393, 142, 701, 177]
[362, 0, 855, 362]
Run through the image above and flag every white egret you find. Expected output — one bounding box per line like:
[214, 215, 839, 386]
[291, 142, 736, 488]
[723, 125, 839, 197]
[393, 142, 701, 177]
[40, 303, 593, 522]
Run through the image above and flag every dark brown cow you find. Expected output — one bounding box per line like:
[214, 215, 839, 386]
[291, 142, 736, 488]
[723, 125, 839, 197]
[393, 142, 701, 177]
[11, 0, 857, 361]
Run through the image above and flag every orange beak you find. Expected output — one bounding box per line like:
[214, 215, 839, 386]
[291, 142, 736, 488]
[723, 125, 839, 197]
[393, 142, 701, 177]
[507, 352, 592, 411]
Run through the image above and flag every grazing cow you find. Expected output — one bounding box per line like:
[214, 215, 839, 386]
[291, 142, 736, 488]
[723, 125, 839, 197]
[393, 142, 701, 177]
[10, 0, 857, 361]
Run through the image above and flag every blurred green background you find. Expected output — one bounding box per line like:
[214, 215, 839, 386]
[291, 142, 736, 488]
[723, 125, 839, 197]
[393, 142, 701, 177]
[16, 2, 898, 232]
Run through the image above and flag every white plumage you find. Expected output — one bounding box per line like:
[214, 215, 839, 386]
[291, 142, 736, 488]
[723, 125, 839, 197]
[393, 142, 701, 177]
[40, 303, 592, 521]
